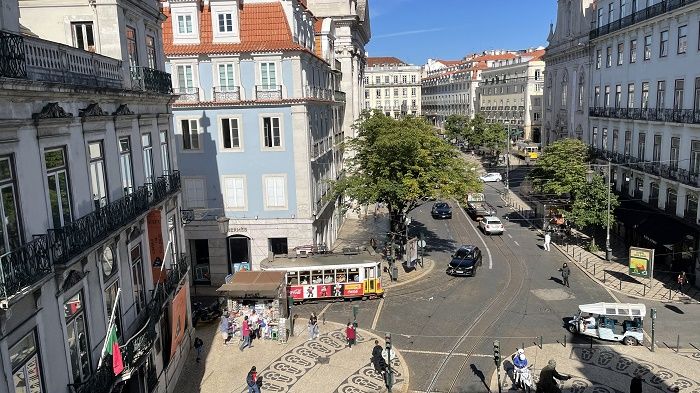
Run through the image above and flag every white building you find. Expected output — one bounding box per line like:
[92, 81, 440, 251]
[478, 49, 546, 142]
[364, 56, 422, 117]
[0, 1, 190, 393]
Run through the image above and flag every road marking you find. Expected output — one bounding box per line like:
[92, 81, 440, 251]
[514, 241, 520, 246]
[507, 233, 513, 239]
[398, 349, 492, 358]
[456, 201, 494, 269]
[371, 297, 385, 330]
[318, 303, 332, 319]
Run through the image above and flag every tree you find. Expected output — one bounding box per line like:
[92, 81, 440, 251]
[467, 113, 488, 148]
[481, 122, 507, 156]
[568, 173, 620, 247]
[529, 138, 590, 196]
[445, 114, 470, 143]
[332, 111, 482, 228]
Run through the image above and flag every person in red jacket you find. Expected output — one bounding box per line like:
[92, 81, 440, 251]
[345, 322, 356, 350]
[239, 316, 252, 351]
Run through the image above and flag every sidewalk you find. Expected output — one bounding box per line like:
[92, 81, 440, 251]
[176, 321, 408, 393]
[489, 342, 700, 392]
[506, 190, 700, 304]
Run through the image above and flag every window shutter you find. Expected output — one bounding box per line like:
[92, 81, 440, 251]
[184, 179, 205, 208]
[265, 177, 276, 207]
[234, 178, 244, 208]
[221, 119, 231, 149]
[189, 120, 199, 149]
[274, 177, 285, 206]
[181, 119, 191, 150]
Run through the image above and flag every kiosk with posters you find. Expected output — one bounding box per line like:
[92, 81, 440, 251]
[217, 271, 289, 343]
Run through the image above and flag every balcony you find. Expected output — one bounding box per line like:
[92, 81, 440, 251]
[130, 66, 172, 94]
[304, 85, 332, 100]
[334, 90, 346, 102]
[591, 147, 700, 187]
[213, 86, 241, 102]
[589, 106, 700, 125]
[590, 0, 699, 39]
[0, 171, 181, 305]
[255, 85, 282, 100]
[173, 87, 199, 103]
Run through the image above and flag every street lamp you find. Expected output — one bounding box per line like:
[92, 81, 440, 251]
[586, 159, 612, 261]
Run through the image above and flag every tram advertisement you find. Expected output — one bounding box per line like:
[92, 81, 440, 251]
[288, 282, 365, 300]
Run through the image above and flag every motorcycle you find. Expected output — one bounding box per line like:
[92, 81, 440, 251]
[192, 299, 223, 327]
[513, 364, 534, 392]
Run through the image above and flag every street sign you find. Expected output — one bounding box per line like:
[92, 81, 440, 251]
[629, 247, 654, 278]
[417, 239, 426, 248]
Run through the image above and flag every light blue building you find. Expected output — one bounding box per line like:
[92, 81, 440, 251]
[163, 0, 347, 286]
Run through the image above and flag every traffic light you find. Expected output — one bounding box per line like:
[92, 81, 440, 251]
[385, 332, 392, 350]
[353, 305, 359, 328]
[493, 340, 501, 366]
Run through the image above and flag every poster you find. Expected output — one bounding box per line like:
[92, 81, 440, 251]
[170, 284, 188, 357]
[233, 262, 250, 274]
[629, 247, 654, 278]
[343, 283, 363, 297]
[288, 283, 364, 299]
[289, 286, 304, 300]
[147, 210, 166, 284]
[303, 285, 316, 299]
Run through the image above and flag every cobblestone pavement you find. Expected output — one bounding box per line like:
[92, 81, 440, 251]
[175, 321, 407, 393]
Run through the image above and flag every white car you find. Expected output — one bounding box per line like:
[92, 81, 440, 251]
[479, 216, 504, 235]
[479, 172, 503, 182]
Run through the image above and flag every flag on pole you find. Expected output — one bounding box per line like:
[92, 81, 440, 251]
[105, 325, 124, 375]
[105, 324, 118, 355]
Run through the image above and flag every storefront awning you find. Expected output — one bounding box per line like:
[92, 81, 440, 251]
[217, 271, 286, 299]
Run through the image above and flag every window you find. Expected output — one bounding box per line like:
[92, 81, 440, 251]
[660, 30, 669, 57]
[627, 84, 635, 108]
[695, 77, 700, 111]
[596, 49, 602, 69]
[402, 88, 407, 96]
[630, 39, 637, 63]
[160, 130, 170, 175]
[376, 89, 381, 98]
[411, 87, 416, 96]
[691, 141, 700, 175]
[561, 81, 567, 106]
[217, 12, 233, 33]
[620, 0, 627, 18]
[10, 331, 43, 393]
[142, 134, 154, 185]
[641, 82, 649, 109]
[674, 79, 684, 110]
[657, 81, 666, 109]
[594, 86, 601, 106]
[393, 88, 399, 96]
[104, 279, 121, 335]
[402, 75, 408, 83]
[181, 119, 200, 151]
[260, 62, 277, 89]
[608, 3, 615, 23]
[0, 157, 21, 255]
[617, 43, 624, 65]
[263, 176, 287, 209]
[685, 193, 698, 219]
[667, 188, 677, 213]
[578, 85, 584, 108]
[624, 130, 632, 156]
[177, 14, 193, 34]
[615, 85, 622, 108]
[262, 117, 282, 149]
[374, 76, 380, 84]
[223, 176, 246, 209]
[598, 8, 604, 28]
[218, 64, 235, 89]
[670, 137, 680, 170]
[652, 134, 662, 163]
[678, 25, 688, 54]
[221, 118, 241, 150]
[602, 128, 608, 150]
[411, 75, 417, 83]
[45, 148, 72, 228]
[638, 133, 646, 159]
[612, 129, 619, 153]
[71, 22, 94, 52]
[88, 141, 107, 208]
[592, 127, 598, 147]
[64, 292, 91, 384]
[606, 46, 612, 67]
[385, 76, 390, 84]
[126, 26, 138, 67]
[644, 35, 652, 60]
[130, 244, 146, 314]
[183, 178, 206, 208]
[176, 65, 194, 90]
[146, 35, 156, 69]
[604, 85, 611, 107]
[269, 238, 288, 255]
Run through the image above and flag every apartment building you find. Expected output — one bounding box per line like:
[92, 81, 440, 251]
[363, 57, 422, 117]
[164, 0, 366, 287]
[478, 49, 546, 142]
[0, 0, 189, 392]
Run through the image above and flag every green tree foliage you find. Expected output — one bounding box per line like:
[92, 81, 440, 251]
[481, 122, 507, 155]
[529, 138, 590, 196]
[445, 114, 470, 143]
[332, 111, 481, 222]
[568, 173, 620, 235]
[468, 113, 488, 148]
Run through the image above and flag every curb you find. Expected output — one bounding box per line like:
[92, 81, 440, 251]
[357, 323, 411, 393]
[383, 258, 436, 291]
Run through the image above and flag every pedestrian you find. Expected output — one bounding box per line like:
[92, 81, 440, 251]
[250, 310, 260, 340]
[535, 359, 570, 393]
[246, 366, 261, 393]
[543, 231, 552, 251]
[219, 313, 230, 346]
[193, 337, 204, 363]
[558, 263, 571, 288]
[677, 271, 687, 293]
[630, 375, 643, 393]
[308, 313, 319, 340]
[346, 322, 356, 350]
[239, 316, 252, 351]
[371, 339, 387, 374]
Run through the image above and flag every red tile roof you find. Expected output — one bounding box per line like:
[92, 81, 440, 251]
[524, 49, 546, 61]
[436, 59, 463, 66]
[472, 53, 518, 61]
[163, 3, 310, 56]
[367, 56, 406, 66]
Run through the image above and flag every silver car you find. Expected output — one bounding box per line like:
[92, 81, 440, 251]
[479, 216, 504, 235]
[479, 172, 503, 182]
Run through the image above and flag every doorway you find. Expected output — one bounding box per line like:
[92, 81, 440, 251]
[269, 237, 288, 255]
[189, 239, 210, 285]
[228, 235, 250, 272]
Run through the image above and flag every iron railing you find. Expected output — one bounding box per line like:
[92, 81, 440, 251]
[130, 66, 172, 94]
[255, 85, 282, 100]
[334, 90, 346, 102]
[173, 87, 199, 103]
[591, 147, 700, 187]
[589, 106, 700, 124]
[0, 236, 51, 303]
[590, 0, 699, 39]
[0, 31, 27, 79]
[213, 86, 241, 102]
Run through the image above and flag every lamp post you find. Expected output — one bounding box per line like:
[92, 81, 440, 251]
[586, 159, 612, 261]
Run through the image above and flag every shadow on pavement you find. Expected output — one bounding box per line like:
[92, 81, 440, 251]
[469, 363, 490, 393]
[407, 218, 456, 255]
[664, 305, 684, 314]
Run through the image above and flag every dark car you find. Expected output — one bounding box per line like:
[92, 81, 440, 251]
[446, 245, 483, 277]
[431, 202, 452, 219]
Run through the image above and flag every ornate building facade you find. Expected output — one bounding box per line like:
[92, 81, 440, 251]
[363, 56, 422, 117]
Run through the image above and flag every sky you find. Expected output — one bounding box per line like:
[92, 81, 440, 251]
[365, 0, 558, 65]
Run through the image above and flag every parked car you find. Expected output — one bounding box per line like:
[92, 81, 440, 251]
[431, 202, 452, 219]
[479, 172, 503, 182]
[479, 216, 504, 235]
[446, 245, 483, 277]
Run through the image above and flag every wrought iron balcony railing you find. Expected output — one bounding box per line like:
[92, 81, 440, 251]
[130, 66, 172, 94]
[591, 147, 700, 187]
[334, 90, 346, 102]
[255, 85, 282, 100]
[0, 171, 181, 304]
[0, 31, 27, 79]
[173, 87, 199, 103]
[590, 0, 699, 39]
[304, 85, 332, 100]
[213, 86, 241, 102]
[589, 106, 700, 125]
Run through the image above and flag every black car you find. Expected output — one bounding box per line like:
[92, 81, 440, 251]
[431, 202, 452, 219]
[446, 245, 483, 277]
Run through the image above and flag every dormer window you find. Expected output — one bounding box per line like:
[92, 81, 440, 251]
[171, 3, 200, 44]
[211, 4, 240, 43]
[217, 12, 233, 33]
[177, 15, 193, 34]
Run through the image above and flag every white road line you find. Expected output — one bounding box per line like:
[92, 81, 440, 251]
[514, 241, 520, 246]
[318, 303, 332, 319]
[371, 297, 385, 330]
[456, 200, 493, 269]
[507, 234, 513, 239]
[398, 349, 491, 358]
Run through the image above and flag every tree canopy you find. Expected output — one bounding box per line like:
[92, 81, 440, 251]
[529, 138, 590, 196]
[567, 173, 620, 232]
[442, 113, 506, 154]
[332, 111, 481, 219]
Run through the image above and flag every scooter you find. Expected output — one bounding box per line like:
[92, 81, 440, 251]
[192, 300, 222, 327]
[513, 364, 534, 392]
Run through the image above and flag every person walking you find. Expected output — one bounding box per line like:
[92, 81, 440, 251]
[558, 263, 571, 288]
[371, 339, 387, 375]
[246, 366, 261, 393]
[630, 375, 643, 393]
[308, 313, 319, 340]
[345, 322, 356, 350]
[543, 231, 552, 252]
[193, 337, 204, 363]
[239, 316, 252, 351]
[677, 271, 687, 294]
[535, 359, 570, 393]
[250, 310, 260, 340]
[219, 313, 230, 346]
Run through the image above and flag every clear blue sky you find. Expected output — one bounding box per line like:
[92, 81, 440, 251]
[366, 0, 557, 65]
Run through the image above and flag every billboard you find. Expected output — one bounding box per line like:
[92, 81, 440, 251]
[629, 247, 654, 278]
[288, 282, 364, 300]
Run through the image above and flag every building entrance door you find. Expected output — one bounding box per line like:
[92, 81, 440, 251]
[228, 235, 250, 272]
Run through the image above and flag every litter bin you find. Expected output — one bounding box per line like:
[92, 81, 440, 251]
[391, 266, 399, 281]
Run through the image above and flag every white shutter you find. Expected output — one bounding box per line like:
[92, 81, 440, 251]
[224, 177, 245, 209]
[184, 178, 205, 208]
[272, 177, 285, 207]
[189, 119, 200, 149]
[265, 177, 276, 207]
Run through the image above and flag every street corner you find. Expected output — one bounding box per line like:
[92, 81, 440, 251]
[383, 257, 436, 291]
[490, 343, 700, 393]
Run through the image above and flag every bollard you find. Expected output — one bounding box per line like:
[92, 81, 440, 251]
[540, 336, 543, 349]
[619, 280, 622, 290]
[677, 335, 680, 353]
[590, 336, 593, 349]
[564, 334, 567, 348]
[669, 288, 673, 300]
[603, 271, 606, 283]
[643, 284, 646, 296]
[594, 264, 596, 276]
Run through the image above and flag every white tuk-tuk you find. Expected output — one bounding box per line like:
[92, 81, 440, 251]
[566, 302, 646, 345]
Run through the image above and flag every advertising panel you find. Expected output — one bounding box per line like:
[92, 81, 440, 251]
[343, 283, 363, 297]
[289, 282, 364, 299]
[629, 247, 654, 278]
[147, 210, 166, 284]
[170, 284, 189, 357]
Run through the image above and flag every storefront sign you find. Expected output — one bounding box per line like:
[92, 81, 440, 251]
[147, 210, 166, 284]
[230, 227, 248, 233]
[629, 246, 654, 278]
[170, 285, 188, 357]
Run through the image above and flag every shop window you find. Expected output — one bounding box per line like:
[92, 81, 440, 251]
[10, 330, 43, 393]
[269, 237, 288, 255]
[64, 292, 91, 384]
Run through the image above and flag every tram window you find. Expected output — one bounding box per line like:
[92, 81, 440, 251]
[312, 270, 323, 284]
[299, 271, 310, 285]
[324, 270, 334, 283]
[349, 268, 359, 282]
[287, 272, 299, 285]
[336, 269, 347, 283]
